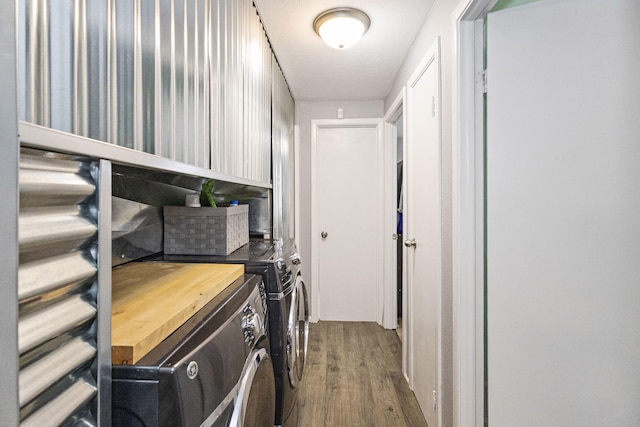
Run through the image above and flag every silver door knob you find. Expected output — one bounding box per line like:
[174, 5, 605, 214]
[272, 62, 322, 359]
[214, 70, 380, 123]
[404, 238, 417, 248]
[321, 231, 328, 239]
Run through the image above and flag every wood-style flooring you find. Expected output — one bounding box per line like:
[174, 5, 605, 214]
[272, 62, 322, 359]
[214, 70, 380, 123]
[294, 321, 428, 427]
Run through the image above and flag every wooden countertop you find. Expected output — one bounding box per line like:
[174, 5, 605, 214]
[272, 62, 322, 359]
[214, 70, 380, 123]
[111, 262, 244, 365]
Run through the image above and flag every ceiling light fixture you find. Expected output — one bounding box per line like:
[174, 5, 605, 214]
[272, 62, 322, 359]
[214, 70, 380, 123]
[313, 7, 370, 50]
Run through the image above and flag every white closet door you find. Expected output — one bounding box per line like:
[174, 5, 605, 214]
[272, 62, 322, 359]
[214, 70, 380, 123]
[314, 122, 382, 322]
[487, 1, 640, 426]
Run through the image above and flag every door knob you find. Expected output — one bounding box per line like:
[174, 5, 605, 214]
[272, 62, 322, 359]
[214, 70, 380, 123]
[404, 238, 417, 248]
[321, 231, 328, 239]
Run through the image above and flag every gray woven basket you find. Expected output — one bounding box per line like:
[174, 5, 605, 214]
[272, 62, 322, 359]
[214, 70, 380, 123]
[163, 205, 249, 255]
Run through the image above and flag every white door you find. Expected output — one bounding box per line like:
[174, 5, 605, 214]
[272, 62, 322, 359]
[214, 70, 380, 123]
[487, 1, 640, 425]
[406, 40, 442, 427]
[312, 120, 383, 321]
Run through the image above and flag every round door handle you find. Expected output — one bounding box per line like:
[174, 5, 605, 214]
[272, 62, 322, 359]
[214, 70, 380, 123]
[321, 231, 328, 239]
[404, 238, 417, 248]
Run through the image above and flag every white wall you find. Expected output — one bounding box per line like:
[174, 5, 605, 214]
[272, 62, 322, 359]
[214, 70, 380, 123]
[294, 100, 384, 317]
[384, 1, 463, 425]
[487, 1, 640, 425]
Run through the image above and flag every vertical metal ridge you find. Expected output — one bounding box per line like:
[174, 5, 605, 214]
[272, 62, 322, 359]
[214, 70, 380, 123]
[107, 0, 117, 145]
[242, 0, 250, 179]
[133, 0, 143, 153]
[26, 0, 50, 127]
[170, 0, 178, 161]
[185, 0, 194, 166]
[39, 0, 50, 127]
[200, 0, 211, 169]
[84, 0, 106, 142]
[193, 0, 200, 167]
[73, 0, 88, 137]
[154, 0, 162, 157]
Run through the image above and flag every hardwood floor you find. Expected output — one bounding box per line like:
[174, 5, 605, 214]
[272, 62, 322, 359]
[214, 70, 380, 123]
[294, 321, 428, 427]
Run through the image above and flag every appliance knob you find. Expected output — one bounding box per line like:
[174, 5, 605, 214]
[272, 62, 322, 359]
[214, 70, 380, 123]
[186, 361, 199, 379]
[291, 253, 301, 265]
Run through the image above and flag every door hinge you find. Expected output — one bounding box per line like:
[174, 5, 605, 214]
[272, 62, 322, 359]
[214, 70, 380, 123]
[432, 390, 437, 411]
[482, 69, 488, 94]
[476, 69, 487, 94]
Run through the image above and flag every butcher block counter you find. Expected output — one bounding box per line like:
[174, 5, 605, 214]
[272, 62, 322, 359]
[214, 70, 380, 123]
[111, 262, 244, 365]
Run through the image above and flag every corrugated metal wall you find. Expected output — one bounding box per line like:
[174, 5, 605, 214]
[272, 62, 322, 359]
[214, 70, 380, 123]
[272, 58, 295, 241]
[19, 0, 273, 184]
[210, 0, 271, 182]
[242, 1, 272, 183]
[18, 148, 100, 426]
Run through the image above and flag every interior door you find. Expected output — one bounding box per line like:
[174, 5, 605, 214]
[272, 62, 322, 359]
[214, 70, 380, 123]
[405, 40, 441, 427]
[314, 121, 382, 322]
[487, 1, 640, 425]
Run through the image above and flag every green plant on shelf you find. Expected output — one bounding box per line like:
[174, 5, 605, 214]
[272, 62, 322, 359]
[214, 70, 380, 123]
[200, 179, 217, 208]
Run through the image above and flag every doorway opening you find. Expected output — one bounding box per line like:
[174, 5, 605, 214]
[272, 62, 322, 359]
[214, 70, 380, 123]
[384, 88, 408, 377]
[395, 112, 404, 341]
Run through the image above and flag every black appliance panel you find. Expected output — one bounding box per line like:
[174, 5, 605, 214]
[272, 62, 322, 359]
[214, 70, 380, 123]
[112, 274, 270, 427]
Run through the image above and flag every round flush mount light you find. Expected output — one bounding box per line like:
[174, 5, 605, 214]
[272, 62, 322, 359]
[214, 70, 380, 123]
[313, 7, 370, 49]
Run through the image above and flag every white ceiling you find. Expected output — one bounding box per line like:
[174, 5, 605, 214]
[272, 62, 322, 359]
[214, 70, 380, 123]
[254, 0, 435, 102]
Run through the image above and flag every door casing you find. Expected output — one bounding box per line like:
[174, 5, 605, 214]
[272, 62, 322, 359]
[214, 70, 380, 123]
[310, 118, 386, 323]
[384, 89, 407, 374]
[452, 0, 498, 425]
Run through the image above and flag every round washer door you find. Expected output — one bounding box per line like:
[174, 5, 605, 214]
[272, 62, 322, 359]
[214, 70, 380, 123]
[286, 275, 309, 388]
[228, 346, 275, 427]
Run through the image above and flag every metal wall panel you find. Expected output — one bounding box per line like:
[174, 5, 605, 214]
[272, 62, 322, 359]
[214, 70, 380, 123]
[272, 59, 295, 241]
[211, 0, 244, 177]
[85, 0, 109, 143]
[243, 3, 272, 183]
[18, 148, 99, 426]
[20, 0, 214, 170]
[19, 0, 275, 185]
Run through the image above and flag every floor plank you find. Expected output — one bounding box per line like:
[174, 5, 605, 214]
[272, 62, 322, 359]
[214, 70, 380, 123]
[295, 321, 428, 427]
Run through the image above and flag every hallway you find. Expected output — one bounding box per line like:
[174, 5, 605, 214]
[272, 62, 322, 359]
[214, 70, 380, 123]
[296, 321, 428, 426]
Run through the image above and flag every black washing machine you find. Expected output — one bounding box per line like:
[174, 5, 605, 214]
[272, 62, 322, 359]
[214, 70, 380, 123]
[112, 274, 275, 426]
[155, 239, 310, 426]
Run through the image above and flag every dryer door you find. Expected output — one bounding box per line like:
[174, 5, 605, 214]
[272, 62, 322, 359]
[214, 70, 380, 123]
[228, 346, 275, 427]
[286, 275, 309, 388]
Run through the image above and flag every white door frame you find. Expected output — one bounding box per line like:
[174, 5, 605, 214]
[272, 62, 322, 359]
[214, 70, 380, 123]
[310, 118, 386, 324]
[451, 0, 498, 425]
[383, 89, 407, 374]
